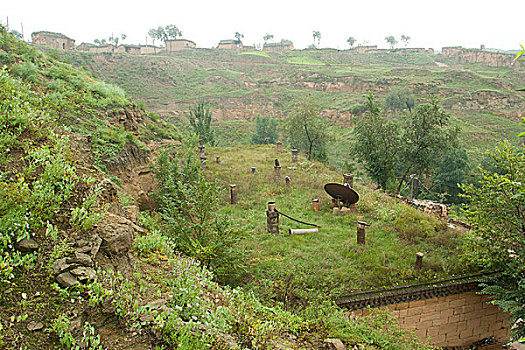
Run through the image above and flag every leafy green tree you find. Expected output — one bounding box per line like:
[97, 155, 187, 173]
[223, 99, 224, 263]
[354, 93, 400, 189]
[346, 36, 356, 48]
[395, 99, 459, 194]
[234, 31, 244, 45]
[263, 33, 274, 44]
[165, 24, 182, 40]
[284, 97, 327, 160]
[385, 86, 415, 113]
[187, 102, 214, 145]
[312, 30, 321, 48]
[400, 34, 411, 47]
[460, 141, 525, 339]
[385, 35, 398, 49]
[154, 139, 241, 281]
[432, 146, 470, 203]
[252, 115, 278, 144]
[9, 30, 22, 40]
[93, 38, 106, 45]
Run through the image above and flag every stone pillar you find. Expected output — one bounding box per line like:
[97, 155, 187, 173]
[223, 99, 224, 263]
[200, 155, 207, 170]
[414, 252, 424, 270]
[198, 138, 205, 155]
[312, 198, 319, 212]
[291, 149, 299, 163]
[276, 141, 283, 153]
[229, 184, 237, 205]
[274, 165, 282, 181]
[285, 176, 291, 188]
[251, 167, 256, 174]
[216, 156, 221, 164]
[343, 173, 354, 188]
[266, 202, 279, 235]
[356, 221, 368, 245]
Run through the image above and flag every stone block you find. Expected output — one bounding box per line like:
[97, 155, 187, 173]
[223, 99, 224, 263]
[404, 314, 421, 326]
[459, 328, 473, 339]
[420, 312, 440, 323]
[447, 314, 461, 324]
[440, 308, 453, 320]
[438, 323, 458, 335]
[406, 306, 423, 317]
[456, 320, 467, 332]
[408, 299, 425, 307]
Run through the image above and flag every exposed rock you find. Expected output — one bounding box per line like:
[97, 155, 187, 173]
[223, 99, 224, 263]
[91, 235, 103, 258]
[70, 266, 97, 282]
[139, 314, 154, 323]
[67, 252, 93, 267]
[147, 299, 167, 310]
[98, 178, 119, 204]
[51, 258, 75, 276]
[124, 205, 139, 224]
[95, 213, 134, 256]
[16, 238, 39, 252]
[26, 321, 44, 331]
[56, 272, 78, 288]
[323, 338, 347, 350]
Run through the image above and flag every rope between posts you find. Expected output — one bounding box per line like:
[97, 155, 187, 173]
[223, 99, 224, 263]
[275, 210, 320, 228]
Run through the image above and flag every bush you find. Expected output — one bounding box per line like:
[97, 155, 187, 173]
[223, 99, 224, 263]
[251, 115, 278, 145]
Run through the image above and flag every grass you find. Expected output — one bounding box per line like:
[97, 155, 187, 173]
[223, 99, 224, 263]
[204, 145, 473, 310]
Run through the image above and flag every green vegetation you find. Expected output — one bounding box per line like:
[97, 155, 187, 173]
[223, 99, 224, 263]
[187, 102, 215, 145]
[252, 115, 279, 145]
[460, 141, 525, 339]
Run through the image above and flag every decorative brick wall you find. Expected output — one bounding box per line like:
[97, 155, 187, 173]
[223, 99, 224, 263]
[351, 291, 510, 347]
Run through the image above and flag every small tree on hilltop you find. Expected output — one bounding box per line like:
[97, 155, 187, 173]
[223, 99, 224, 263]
[400, 34, 411, 47]
[234, 31, 244, 45]
[385, 35, 398, 49]
[263, 33, 274, 44]
[166, 24, 182, 40]
[347, 36, 356, 48]
[187, 102, 215, 146]
[252, 115, 278, 145]
[312, 30, 321, 48]
[284, 96, 327, 160]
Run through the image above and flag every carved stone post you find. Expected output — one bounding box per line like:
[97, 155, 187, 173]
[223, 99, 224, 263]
[273, 165, 281, 181]
[198, 138, 205, 155]
[291, 149, 299, 163]
[229, 184, 237, 205]
[414, 252, 424, 270]
[276, 141, 283, 153]
[266, 201, 279, 235]
[200, 155, 207, 170]
[312, 198, 319, 212]
[356, 221, 368, 245]
[285, 176, 291, 188]
[251, 167, 256, 174]
[216, 156, 221, 164]
[343, 173, 354, 188]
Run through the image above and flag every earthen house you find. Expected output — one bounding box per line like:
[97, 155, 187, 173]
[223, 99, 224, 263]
[77, 42, 96, 51]
[116, 44, 141, 55]
[139, 45, 160, 55]
[218, 39, 242, 50]
[166, 39, 196, 52]
[263, 40, 294, 52]
[31, 31, 75, 50]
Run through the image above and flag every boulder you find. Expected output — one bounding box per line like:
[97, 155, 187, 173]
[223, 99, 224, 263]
[56, 272, 78, 288]
[16, 238, 39, 252]
[27, 321, 44, 332]
[70, 266, 96, 282]
[51, 258, 75, 276]
[323, 338, 347, 350]
[95, 213, 134, 256]
[123, 205, 139, 224]
[67, 252, 93, 267]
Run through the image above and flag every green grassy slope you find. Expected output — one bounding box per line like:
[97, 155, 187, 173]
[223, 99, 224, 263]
[206, 145, 472, 310]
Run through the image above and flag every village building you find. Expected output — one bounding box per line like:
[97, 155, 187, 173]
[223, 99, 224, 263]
[349, 45, 378, 53]
[139, 45, 161, 55]
[77, 42, 96, 51]
[87, 44, 114, 53]
[116, 44, 141, 55]
[166, 39, 196, 53]
[263, 39, 294, 52]
[217, 39, 242, 50]
[31, 31, 75, 50]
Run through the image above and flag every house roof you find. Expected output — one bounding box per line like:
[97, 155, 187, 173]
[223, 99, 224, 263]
[219, 39, 237, 45]
[166, 39, 196, 45]
[32, 31, 74, 41]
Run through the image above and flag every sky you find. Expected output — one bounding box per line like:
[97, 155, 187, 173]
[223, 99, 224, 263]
[2, 0, 523, 51]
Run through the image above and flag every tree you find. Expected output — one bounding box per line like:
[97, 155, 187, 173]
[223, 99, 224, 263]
[165, 24, 182, 40]
[460, 141, 525, 339]
[385, 86, 415, 113]
[385, 35, 398, 49]
[263, 33, 274, 44]
[354, 93, 400, 189]
[346, 36, 356, 48]
[234, 31, 244, 45]
[284, 97, 327, 160]
[93, 38, 106, 45]
[432, 146, 470, 203]
[187, 102, 214, 146]
[148, 28, 159, 46]
[252, 115, 278, 145]
[395, 99, 459, 194]
[312, 30, 321, 48]
[400, 34, 411, 47]
[9, 30, 22, 40]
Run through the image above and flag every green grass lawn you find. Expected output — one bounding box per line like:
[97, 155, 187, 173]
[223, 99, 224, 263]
[205, 145, 473, 310]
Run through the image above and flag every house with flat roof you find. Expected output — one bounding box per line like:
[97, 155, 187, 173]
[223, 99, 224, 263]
[31, 31, 75, 50]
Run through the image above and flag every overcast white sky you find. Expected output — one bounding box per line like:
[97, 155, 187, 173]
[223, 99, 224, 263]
[2, 0, 523, 51]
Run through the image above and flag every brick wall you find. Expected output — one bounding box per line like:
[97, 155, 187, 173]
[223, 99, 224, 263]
[352, 291, 510, 347]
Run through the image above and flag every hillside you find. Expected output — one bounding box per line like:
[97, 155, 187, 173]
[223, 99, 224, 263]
[61, 48, 525, 165]
[1, 27, 438, 350]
